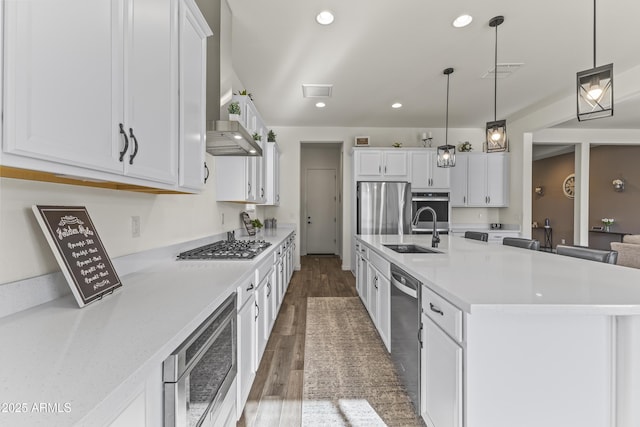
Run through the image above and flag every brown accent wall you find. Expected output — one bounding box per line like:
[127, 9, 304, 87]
[532, 151, 575, 249]
[589, 145, 640, 249]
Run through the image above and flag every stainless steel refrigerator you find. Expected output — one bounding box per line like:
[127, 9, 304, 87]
[356, 181, 412, 235]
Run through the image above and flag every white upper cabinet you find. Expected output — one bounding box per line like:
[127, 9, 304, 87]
[354, 149, 408, 181]
[263, 142, 281, 205]
[179, 0, 212, 190]
[3, 0, 124, 174]
[2, 0, 211, 192]
[409, 149, 450, 191]
[123, 0, 178, 184]
[451, 153, 509, 207]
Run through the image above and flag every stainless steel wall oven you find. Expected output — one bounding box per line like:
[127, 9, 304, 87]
[411, 192, 450, 234]
[163, 293, 236, 427]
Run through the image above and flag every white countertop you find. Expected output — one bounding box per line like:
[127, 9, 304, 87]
[0, 228, 294, 427]
[357, 234, 640, 315]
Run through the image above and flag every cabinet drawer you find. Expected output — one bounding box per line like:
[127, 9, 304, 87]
[255, 257, 273, 284]
[368, 250, 389, 279]
[236, 274, 256, 310]
[356, 241, 369, 259]
[422, 286, 463, 342]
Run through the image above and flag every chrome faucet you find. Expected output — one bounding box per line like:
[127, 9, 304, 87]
[412, 206, 440, 248]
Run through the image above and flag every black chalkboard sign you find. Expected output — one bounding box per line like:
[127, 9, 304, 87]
[32, 205, 122, 307]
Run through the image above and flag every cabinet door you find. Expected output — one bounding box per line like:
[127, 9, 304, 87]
[237, 295, 256, 412]
[256, 282, 268, 363]
[383, 151, 408, 177]
[430, 152, 451, 189]
[466, 155, 488, 206]
[421, 314, 463, 427]
[367, 264, 379, 325]
[3, 0, 123, 173]
[449, 155, 468, 207]
[246, 157, 256, 201]
[486, 154, 509, 207]
[410, 151, 431, 189]
[123, 0, 177, 184]
[377, 273, 391, 352]
[264, 142, 280, 205]
[355, 151, 383, 177]
[179, 0, 210, 190]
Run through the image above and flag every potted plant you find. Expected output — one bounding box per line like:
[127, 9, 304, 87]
[234, 89, 253, 101]
[252, 132, 261, 142]
[267, 130, 277, 142]
[228, 102, 241, 121]
[251, 218, 263, 233]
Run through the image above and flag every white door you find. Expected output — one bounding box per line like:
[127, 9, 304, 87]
[450, 154, 468, 207]
[383, 151, 408, 177]
[421, 314, 463, 427]
[123, 0, 178, 184]
[4, 0, 123, 173]
[356, 151, 383, 177]
[306, 169, 337, 254]
[411, 151, 431, 189]
[467, 154, 488, 206]
[430, 151, 451, 189]
[179, 0, 210, 190]
[486, 154, 507, 206]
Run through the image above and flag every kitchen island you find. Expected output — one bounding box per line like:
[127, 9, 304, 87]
[0, 227, 295, 427]
[356, 233, 640, 427]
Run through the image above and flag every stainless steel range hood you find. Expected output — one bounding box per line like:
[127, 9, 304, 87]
[206, 120, 262, 156]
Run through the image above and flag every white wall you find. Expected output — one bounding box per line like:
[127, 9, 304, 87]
[0, 155, 264, 285]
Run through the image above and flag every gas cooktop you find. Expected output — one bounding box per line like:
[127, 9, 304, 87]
[177, 239, 272, 260]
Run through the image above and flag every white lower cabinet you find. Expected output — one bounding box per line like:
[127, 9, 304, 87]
[421, 313, 463, 427]
[237, 291, 256, 416]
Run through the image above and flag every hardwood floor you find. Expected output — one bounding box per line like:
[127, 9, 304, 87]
[237, 255, 357, 427]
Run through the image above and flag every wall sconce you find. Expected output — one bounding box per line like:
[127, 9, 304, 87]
[421, 131, 433, 147]
[534, 186, 544, 196]
[612, 178, 624, 192]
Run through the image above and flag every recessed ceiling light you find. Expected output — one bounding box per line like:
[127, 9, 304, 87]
[453, 14, 473, 28]
[391, 103, 402, 109]
[316, 10, 335, 25]
[233, 135, 242, 140]
[316, 102, 326, 108]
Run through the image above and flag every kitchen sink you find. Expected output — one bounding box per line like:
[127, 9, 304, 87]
[383, 244, 441, 254]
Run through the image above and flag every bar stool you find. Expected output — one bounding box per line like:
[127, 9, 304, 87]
[464, 231, 488, 242]
[503, 237, 540, 251]
[556, 245, 618, 264]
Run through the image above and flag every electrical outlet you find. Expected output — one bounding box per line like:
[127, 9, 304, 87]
[221, 213, 225, 225]
[561, 239, 566, 244]
[131, 216, 141, 238]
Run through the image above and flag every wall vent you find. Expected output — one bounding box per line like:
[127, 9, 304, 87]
[481, 63, 524, 79]
[302, 84, 333, 98]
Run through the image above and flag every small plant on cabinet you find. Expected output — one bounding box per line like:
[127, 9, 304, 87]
[267, 130, 277, 142]
[252, 132, 261, 141]
[228, 102, 241, 115]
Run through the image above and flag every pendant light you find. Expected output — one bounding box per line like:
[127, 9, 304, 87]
[437, 68, 456, 168]
[486, 16, 507, 152]
[577, 0, 613, 121]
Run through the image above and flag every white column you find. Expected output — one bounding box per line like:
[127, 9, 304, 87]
[574, 142, 590, 246]
[521, 133, 533, 239]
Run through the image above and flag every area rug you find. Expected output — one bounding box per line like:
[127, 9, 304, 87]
[302, 297, 422, 426]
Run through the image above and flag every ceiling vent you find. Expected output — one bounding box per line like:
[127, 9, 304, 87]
[302, 84, 333, 98]
[481, 63, 523, 79]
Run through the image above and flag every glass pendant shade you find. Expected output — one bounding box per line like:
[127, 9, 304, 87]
[485, 119, 507, 152]
[437, 144, 456, 167]
[577, 63, 613, 121]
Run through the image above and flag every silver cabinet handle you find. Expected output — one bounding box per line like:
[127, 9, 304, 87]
[384, 166, 387, 173]
[246, 282, 254, 291]
[378, 165, 381, 173]
[267, 282, 271, 297]
[255, 301, 259, 320]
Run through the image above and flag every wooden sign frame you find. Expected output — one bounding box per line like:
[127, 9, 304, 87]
[32, 205, 122, 307]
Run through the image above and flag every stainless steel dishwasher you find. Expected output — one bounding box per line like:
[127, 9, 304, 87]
[390, 264, 421, 414]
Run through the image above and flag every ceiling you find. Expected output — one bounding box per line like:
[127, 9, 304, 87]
[226, 0, 640, 130]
